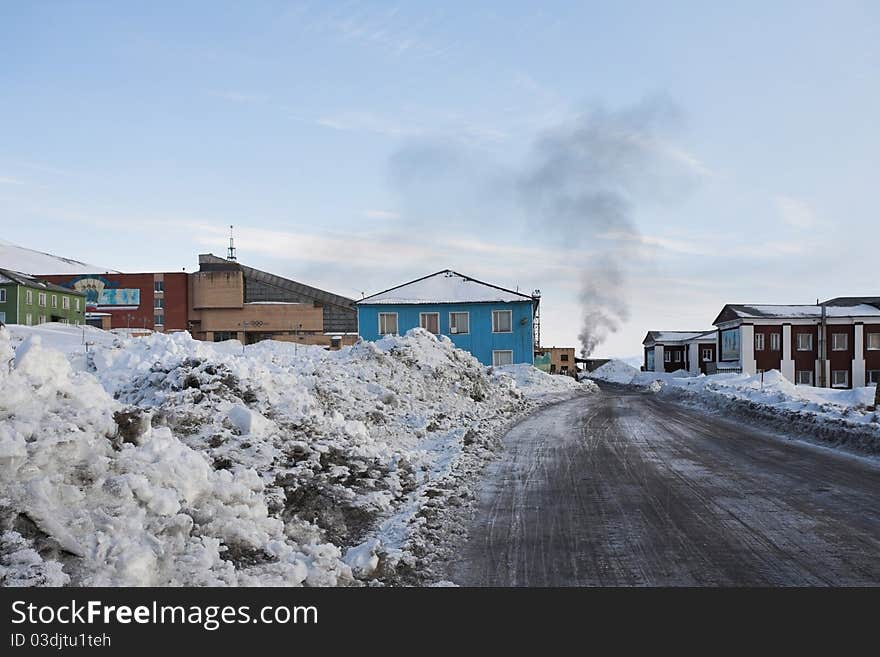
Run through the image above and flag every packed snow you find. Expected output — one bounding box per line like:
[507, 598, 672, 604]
[588, 360, 880, 451]
[0, 323, 592, 587]
[586, 359, 640, 384]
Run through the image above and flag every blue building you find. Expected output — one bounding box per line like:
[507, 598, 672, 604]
[357, 270, 539, 366]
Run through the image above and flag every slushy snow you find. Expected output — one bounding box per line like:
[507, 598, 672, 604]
[0, 323, 591, 586]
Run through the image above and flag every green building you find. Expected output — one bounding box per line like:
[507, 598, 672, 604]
[0, 268, 86, 326]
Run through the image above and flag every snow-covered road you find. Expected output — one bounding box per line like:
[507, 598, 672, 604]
[449, 385, 880, 586]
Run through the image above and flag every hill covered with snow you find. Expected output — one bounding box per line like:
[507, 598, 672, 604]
[0, 239, 114, 275]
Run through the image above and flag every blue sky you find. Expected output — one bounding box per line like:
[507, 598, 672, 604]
[1, 1, 878, 356]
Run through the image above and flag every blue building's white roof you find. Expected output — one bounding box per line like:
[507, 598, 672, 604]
[358, 270, 537, 305]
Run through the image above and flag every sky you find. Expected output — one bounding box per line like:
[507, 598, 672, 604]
[1, 1, 878, 358]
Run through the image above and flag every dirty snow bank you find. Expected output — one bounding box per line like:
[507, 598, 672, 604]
[593, 359, 880, 451]
[0, 324, 592, 586]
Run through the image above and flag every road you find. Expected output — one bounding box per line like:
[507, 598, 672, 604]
[449, 385, 880, 586]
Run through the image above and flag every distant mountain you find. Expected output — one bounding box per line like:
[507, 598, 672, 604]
[0, 239, 115, 275]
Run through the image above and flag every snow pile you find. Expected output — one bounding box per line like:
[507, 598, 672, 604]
[586, 359, 640, 384]
[600, 361, 880, 450]
[0, 324, 591, 586]
[493, 364, 598, 397]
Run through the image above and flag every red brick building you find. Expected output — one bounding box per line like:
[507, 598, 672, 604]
[712, 301, 880, 388]
[39, 272, 189, 332]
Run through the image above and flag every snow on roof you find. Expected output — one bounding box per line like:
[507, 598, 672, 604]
[0, 268, 86, 295]
[720, 304, 880, 321]
[358, 270, 536, 305]
[643, 330, 714, 345]
[0, 239, 115, 275]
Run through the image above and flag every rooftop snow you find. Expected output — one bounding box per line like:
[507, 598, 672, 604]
[723, 304, 880, 320]
[0, 239, 115, 275]
[644, 330, 715, 345]
[358, 270, 535, 305]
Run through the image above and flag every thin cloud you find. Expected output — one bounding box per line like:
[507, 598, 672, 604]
[316, 112, 423, 138]
[364, 209, 400, 220]
[0, 176, 24, 185]
[775, 195, 818, 229]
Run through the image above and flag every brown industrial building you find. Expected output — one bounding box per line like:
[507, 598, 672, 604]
[40, 253, 358, 349]
[535, 346, 577, 376]
[189, 254, 357, 346]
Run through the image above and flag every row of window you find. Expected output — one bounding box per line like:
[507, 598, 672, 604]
[378, 310, 514, 336]
[793, 370, 880, 387]
[4, 289, 82, 311]
[755, 332, 880, 352]
[663, 349, 716, 363]
[17, 313, 82, 326]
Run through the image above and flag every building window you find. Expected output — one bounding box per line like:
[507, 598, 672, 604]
[0, 289, 5, 303]
[154, 314, 164, 326]
[449, 312, 469, 335]
[154, 298, 164, 309]
[492, 350, 513, 367]
[770, 333, 781, 351]
[0, 311, 5, 323]
[831, 370, 849, 388]
[755, 333, 765, 351]
[664, 351, 671, 363]
[702, 348, 713, 362]
[831, 333, 848, 351]
[38, 292, 47, 307]
[154, 281, 164, 293]
[378, 312, 398, 335]
[560, 354, 569, 362]
[419, 312, 439, 335]
[51, 294, 58, 308]
[868, 371, 880, 386]
[796, 370, 813, 385]
[796, 333, 813, 351]
[62, 296, 70, 309]
[674, 351, 681, 362]
[492, 310, 513, 333]
[75, 298, 80, 311]
[26, 290, 33, 305]
[24, 313, 32, 325]
[867, 333, 880, 351]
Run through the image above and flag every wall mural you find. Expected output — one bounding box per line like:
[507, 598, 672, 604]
[534, 352, 551, 372]
[65, 275, 141, 307]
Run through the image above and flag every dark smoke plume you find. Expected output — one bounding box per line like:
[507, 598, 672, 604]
[518, 99, 691, 357]
[389, 97, 697, 357]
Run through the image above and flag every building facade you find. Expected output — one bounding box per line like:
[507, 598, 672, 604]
[712, 302, 880, 388]
[40, 272, 189, 332]
[40, 254, 358, 348]
[643, 330, 717, 374]
[535, 346, 577, 376]
[0, 268, 85, 326]
[189, 255, 358, 347]
[357, 270, 539, 366]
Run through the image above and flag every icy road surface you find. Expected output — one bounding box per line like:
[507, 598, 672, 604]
[450, 385, 880, 586]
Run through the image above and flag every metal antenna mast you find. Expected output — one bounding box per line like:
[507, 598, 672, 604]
[227, 225, 237, 261]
